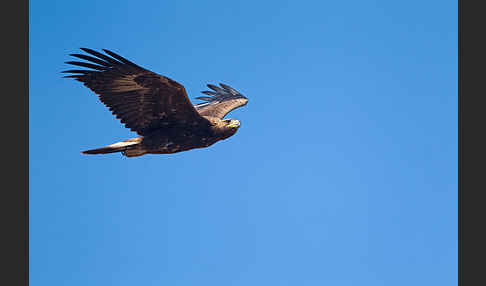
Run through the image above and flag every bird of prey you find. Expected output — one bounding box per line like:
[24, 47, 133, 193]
[63, 48, 248, 157]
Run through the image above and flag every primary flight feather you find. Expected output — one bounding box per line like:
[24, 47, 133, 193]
[63, 48, 248, 157]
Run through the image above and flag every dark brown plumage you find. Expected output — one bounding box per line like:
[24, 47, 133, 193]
[63, 48, 248, 157]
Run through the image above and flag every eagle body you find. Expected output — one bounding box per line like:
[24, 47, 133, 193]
[63, 48, 248, 157]
[119, 117, 239, 157]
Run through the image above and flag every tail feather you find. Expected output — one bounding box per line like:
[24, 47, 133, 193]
[82, 138, 142, 155]
[82, 147, 124, 155]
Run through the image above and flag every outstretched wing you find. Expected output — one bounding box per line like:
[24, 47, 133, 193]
[63, 48, 210, 136]
[194, 83, 248, 119]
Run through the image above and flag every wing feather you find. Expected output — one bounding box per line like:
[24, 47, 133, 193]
[194, 83, 248, 119]
[63, 48, 210, 135]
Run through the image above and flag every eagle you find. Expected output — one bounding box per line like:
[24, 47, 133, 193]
[63, 48, 248, 157]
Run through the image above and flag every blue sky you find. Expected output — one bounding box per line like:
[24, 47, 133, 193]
[30, 1, 457, 285]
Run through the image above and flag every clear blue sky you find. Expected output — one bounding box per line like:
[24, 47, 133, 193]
[30, 1, 457, 285]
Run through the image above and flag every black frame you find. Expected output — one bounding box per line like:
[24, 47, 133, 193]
[458, 0, 486, 285]
[2, 1, 29, 286]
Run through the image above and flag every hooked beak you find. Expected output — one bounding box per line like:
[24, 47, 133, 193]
[228, 120, 240, 128]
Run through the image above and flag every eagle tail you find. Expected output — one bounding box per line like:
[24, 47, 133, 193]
[81, 138, 142, 155]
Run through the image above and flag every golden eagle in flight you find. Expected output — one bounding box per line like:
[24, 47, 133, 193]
[63, 48, 248, 157]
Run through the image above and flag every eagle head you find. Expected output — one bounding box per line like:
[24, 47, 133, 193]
[215, 118, 240, 139]
[223, 118, 241, 129]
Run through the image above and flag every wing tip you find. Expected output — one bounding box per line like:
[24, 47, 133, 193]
[203, 82, 246, 99]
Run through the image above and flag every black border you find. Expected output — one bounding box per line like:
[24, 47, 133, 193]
[459, 0, 486, 285]
[1, 1, 29, 286]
